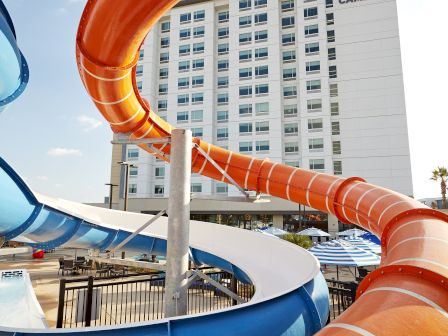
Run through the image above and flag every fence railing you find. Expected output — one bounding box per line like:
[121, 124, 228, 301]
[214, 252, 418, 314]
[56, 271, 254, 328]
[326, 279, 358, 322]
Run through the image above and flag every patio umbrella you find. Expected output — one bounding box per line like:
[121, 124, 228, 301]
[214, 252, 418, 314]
[261, 227, 288, 237]
[360, 232, 381, 245]
[309, 239, 380, 280]
[345, 237, 381, 254]
[253, 228, 279, 239]
[337, 228, 367, 238]
[298, 227, 330, 237]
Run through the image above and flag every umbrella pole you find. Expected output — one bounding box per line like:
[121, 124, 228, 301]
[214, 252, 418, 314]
[336, 265, 339, 281]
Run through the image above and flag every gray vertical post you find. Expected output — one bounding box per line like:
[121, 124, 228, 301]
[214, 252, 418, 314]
[123, 165, 129, 211]
[164, 129, 192, 317]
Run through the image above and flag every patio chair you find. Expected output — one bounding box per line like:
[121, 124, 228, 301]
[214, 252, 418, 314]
[62, 259, 75, 276]
[95, 261, 110, 278]
[58, 257, 64, 275]
[110, 265, 127, 277]
[79, 260, 93, 274]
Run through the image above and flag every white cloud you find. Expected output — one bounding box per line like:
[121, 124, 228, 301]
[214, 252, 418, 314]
[47, 148, 82, 157]
[76, 115, 103, 132]
[37, 176, 49, 181]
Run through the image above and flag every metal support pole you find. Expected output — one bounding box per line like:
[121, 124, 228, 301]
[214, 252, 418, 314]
[164, 129, 192, 318]
[105, 183, 118, 209]
[123, 164, 129, 211]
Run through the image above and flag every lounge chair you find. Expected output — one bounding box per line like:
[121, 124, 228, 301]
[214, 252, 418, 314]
[95, 261, 110, 278]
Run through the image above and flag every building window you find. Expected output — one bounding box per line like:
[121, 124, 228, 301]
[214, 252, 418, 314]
[308, 118, 323, 132]
[239, 141, 253, 153]
[239, 104, 252, 116]
[332, 121, 340, 135]
[177, 111, 189, 123]
[255, 102, 269, 115]
[305, 24, 319, 37]
[254, 13, 268, 25]
[193, 26, 205, 37]
[255, 84, 269, 95]
[239, 85, 252, 97]
[330, 83, 338, 97]
[178, 77, 189, 89]
[328, 47, 336, 60]
[218, 27, 229, 39]
[306, 61, 320, 74]
[178, 94, 189, 105]
[283, 50, 296, 63]
[193, 59, 204, 70]
[331, 102, 339, 115]
[333, 141, 341, 154]
[255, 121, 269, 133]
[307, 99, 322, 112]
[283, 68, 297, 80]
[179, 44, 190, 56]
[218, 11, 229, 23]
[158, 100, 167, 111]
[283, 86, 297, 98]
[217, 76, 229, 88]
[179, 60, 190, 72]
[285, 142, 299, 154]
[129, 166, 138, 177]
[155, 167, 165, 178]
[239, 67, 253, 79]
[305, 42, 319, 55]
[161, 21, 170, 33]
[191, 110, 203, 122]
[255, 30, 268, 42]
[256, 140, 270, 152]
[217, 127, 228, 140]
[180, 13, 191, 24]
[326, 0, 334, 8]
[136, 65, 143, 76]
[282, 16, 295, 28]
[282, 33, 295, 46]
[239, 0, 251, 11]
[154, 185, 164, 196]
[191, 127, 203, 137]
[159, 68, 168, 79]
[218, 43, 229, 55]
[191, 183, 202, 193]
[309, 138, 324, 151]
[239, 122, 253, 134]
[329, 65, 337, 78]
[285, 161, 300, 168]
[127, 148, 139, 160]
[310, 159, 325, 171]
[218, 59, 229, 71]
[128, 184, 137, 194]
[304, 7, 318, 19]
[160, 52, 169, 63]
[239, 15, 252, 27]
[217, 93, 229, 105]
[255, 65, 268, 77]
[137, 81, 142, 92]
[282, 0, 295, 12]
[159, 83, 168, 95]
[284, 122, 299, 136]
[139, 49, 144, 61]
[192, 92, 204, 104]
[239, 32, 252, 44]
[180, 28, 191, 39]
[193, 42, 204, 54]
[217, 110, 228, 122]
[306, 80, 321, 92]
[284, 104, 297, 117]
[327, 30, 335, 43]
[194, 10, 205, 21]
[161, 37, 170, 48]
[255, 0, 267, 7]
[239, 50, 252, 61]
[333, 160, 342, 175]
[216, 183, 228, 193]
[326, 13, 334, 25]
[192, 75, 204, 87]
[255, 47, 268, 59]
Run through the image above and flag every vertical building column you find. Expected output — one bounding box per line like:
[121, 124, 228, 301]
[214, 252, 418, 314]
[327, 214, 339, 238]
[164, 129, 192, 318]
[273, 215, 284, 229]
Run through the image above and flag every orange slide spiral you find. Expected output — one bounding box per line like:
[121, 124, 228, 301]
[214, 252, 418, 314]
[76, 1, 448, 334]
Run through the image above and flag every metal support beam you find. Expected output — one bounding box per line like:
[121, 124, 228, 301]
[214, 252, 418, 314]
[164, 129, 192, 318]
[89, 256, 166, 272]
[193, 143, 250, 198]
[109, 209, 166, 255]
[192, 270, 245, 304]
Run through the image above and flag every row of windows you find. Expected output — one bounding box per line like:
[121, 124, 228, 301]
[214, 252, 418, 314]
[238, 47, 268, 61]
[130, 182, 230, 196]
[239, 0, 267, 10]
[176, 110, 204, 123]
[178, 42, 205, 55]
[179, 26, 205, 39]
[239, 140, 270, 152]
[238, 13, 268, 27]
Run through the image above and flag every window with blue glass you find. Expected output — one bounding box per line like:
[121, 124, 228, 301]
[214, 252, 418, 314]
[239, 32, 252, 44]
[180, 13, 191, 24]
[194, 10, 205, 21]
[255, 13, 267, 24]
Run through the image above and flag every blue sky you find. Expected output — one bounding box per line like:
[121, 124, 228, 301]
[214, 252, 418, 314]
[0, 0, 447, 203]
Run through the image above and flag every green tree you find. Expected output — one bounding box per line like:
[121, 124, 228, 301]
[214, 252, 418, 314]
[281, 233, 313, 249]
[430, 167, 448, 209]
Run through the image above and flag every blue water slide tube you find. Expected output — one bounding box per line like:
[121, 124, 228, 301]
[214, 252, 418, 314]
[0, 0, 28, 113]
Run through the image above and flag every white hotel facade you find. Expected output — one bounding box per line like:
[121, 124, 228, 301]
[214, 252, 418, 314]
[108, 0, 413, 234]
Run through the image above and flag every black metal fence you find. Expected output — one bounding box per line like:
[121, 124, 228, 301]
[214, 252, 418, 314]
[326, 279, 358, 322]
[57, 271, 254, 328]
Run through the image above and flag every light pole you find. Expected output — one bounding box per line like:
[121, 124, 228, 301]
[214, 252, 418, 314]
[118, 161, 137, 211]
[105, 183, 118, 209]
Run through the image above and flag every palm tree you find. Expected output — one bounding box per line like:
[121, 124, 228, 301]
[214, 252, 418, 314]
[430, 167, 448, 209]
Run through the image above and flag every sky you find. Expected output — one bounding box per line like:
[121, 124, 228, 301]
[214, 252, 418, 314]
[0, 0, 447, 203]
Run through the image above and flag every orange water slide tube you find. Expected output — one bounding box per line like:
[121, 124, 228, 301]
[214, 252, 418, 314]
[76, 1, 448, 334]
